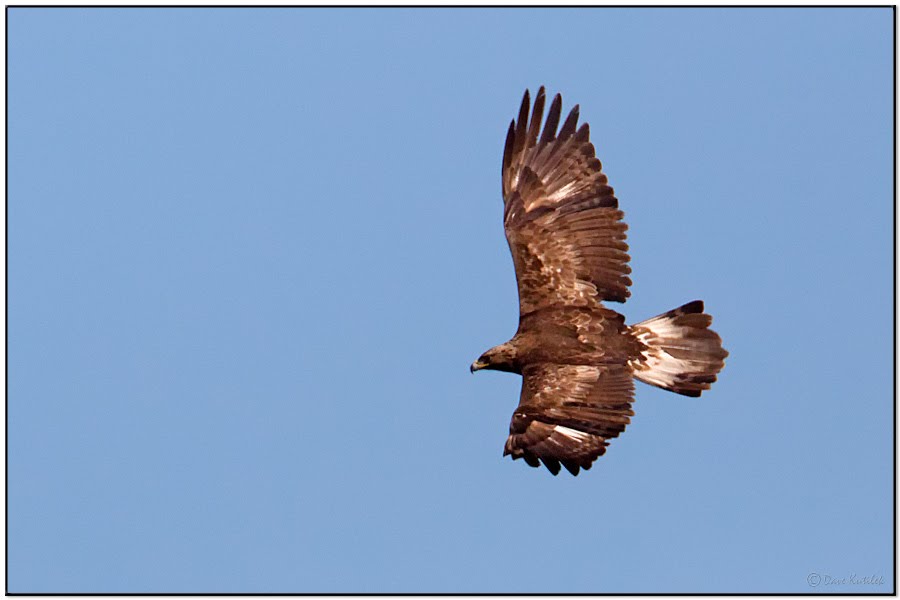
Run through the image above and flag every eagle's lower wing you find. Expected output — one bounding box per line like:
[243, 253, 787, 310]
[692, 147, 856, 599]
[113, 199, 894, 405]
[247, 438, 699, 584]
[502, 87, 631, 315]
[504, 363, 635, 476]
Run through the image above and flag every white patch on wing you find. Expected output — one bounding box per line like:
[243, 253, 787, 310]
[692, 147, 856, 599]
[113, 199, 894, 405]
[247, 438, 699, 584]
[554, 425, 590, 442]
[546, 181, 579, 203]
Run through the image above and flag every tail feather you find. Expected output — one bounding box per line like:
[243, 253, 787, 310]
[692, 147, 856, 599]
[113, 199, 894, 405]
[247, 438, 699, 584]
[630, 300, 728, 397]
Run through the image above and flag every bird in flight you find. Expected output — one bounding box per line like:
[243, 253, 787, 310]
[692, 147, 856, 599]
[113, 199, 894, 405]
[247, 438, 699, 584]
[471, 87, 728, 476]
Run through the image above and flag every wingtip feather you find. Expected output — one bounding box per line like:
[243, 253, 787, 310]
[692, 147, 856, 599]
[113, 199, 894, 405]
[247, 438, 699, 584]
[540, 94, 563, 143]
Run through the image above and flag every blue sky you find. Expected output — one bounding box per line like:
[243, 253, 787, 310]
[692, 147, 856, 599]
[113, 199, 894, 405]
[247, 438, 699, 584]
[8, 7, 893, 594]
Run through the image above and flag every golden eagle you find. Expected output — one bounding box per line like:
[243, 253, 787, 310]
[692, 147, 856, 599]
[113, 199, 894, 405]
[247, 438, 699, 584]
[471, 87, 728, 476]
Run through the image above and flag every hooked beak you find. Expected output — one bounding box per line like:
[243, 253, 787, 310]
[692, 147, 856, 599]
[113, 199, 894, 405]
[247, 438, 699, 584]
[470, 360, 486, 374]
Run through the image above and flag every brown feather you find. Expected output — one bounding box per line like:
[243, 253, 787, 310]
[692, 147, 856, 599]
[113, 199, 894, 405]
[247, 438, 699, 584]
[526, 87, 546, 149]
[504, 364, 633, 475]
[540, 94, 562, 144]
[484, 89, 728, 477]
[501, 89, 631, 310]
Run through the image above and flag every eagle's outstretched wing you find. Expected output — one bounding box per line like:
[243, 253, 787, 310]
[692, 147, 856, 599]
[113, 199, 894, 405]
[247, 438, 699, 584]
[502, 87, 631, 315]
[504, 363, 635, 476]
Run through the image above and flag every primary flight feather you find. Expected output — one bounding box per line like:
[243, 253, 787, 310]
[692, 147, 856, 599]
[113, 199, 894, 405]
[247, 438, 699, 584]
[471, 87, 728, 476]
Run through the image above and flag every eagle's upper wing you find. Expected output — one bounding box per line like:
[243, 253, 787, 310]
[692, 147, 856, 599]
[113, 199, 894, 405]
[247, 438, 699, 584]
[502, 87, 631, 315]
[504, 363, 635, 476]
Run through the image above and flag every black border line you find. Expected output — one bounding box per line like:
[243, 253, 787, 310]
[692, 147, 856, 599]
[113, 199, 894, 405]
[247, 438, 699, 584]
[1, 4, 898, 7]
[892, 4, 897, 600]
[4, 4, 896, 597]
[4, 3, 8, 597]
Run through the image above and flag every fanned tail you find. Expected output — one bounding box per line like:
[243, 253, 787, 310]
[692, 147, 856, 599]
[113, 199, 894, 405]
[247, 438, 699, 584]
[630, 300, 728, 397]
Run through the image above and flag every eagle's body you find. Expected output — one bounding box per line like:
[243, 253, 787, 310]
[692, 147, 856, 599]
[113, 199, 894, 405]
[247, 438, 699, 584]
[471, 88, 728, 476]
[485, 306, 638, 372]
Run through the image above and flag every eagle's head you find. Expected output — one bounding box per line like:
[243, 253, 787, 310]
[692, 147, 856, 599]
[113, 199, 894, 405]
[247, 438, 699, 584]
[471, 343, 518, 374]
